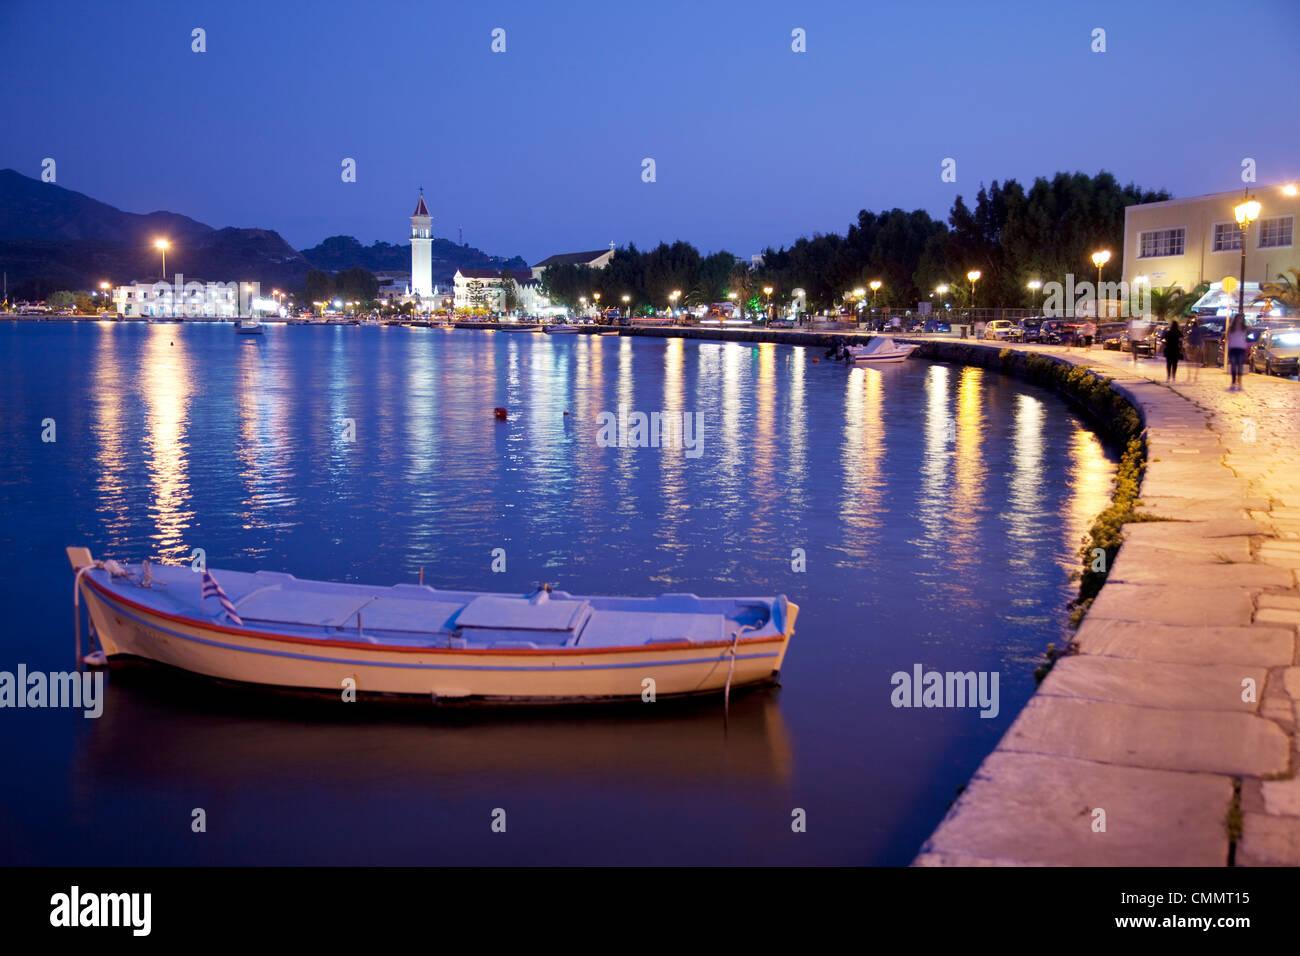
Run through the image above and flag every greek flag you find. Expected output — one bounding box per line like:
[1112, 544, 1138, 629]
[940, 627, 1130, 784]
[201, 569, 244, 626]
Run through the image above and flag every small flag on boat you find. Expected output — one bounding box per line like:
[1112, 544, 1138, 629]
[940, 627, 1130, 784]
[201, 569, 243, 625]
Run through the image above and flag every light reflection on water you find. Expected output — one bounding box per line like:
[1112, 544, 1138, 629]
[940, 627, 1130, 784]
[0, 322, 1116, 865]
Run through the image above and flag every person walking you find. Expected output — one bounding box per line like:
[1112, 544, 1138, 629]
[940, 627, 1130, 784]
[1128, 317, 1150, 364]
[1184, 318, 1204, 382]
[1227, 313, 1248, 389]
[1163, 319, 1183, 383]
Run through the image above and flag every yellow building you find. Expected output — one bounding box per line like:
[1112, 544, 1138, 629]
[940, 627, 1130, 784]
[1122, 183, 1300, 298]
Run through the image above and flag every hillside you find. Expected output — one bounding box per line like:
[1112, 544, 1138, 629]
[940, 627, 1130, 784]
[0, 169, 525, 297]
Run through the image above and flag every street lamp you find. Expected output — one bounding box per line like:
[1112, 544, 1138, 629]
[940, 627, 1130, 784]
[1233, 196, 1261, 367]
[1091, 250, 1111, 320]
[621, 294, 630, 318]
[868, 279, 881, 309]
[966, 271, 981, 327]
[763, 286, 773, 322]
[1027, 279, 1042, 312]
[154, 238, 170, 279]
[669, 289, 680, 320]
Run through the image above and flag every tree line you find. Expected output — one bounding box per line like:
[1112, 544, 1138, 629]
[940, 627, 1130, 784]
[541, 171, 1170, 314]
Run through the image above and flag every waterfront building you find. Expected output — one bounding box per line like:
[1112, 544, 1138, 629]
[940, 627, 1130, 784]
[453, 268, 552, 314]
[111, 279, 265, 318]
[1122, 182, 1300, 313]
[530, 248, 614, 281]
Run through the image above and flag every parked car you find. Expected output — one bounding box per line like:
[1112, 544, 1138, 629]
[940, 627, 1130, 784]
[922, 318, 952, 334]
[1039, 319, 1073, 344]
[1096, 321, 1128, 349]
[1010, 317, 1044, 343]
[982, 319, 1015, 341]
[1250, 326, 1300, 376]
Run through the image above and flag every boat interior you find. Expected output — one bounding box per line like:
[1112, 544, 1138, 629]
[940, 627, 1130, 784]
[85, 562, 788, 651]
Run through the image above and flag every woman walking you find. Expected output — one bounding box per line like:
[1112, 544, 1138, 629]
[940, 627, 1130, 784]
[1163, 319, 1183, 382]
[1227, 313, 1248, 389]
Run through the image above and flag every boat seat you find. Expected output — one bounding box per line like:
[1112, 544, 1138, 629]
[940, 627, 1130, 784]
[577, 610, 726, 647]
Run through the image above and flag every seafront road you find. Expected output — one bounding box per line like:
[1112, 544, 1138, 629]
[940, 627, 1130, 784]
[912, 341, 1300, 866]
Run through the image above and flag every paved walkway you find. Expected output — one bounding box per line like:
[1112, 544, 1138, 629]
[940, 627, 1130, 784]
[914, 342, 1300, 866]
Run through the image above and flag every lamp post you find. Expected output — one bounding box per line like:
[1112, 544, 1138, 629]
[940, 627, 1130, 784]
[621, 294, 630, 319]
[1233, 196, 1261, 368]
[727, 291, 737, 322]
[966, 270, 981, 330]
[669, 289, 680, 322]
[763, 285, 773, 323]
[593, 291, 601, 321]
[1090, 250, 1111, 322]
[1027, 279, 1042, 312]
[154, 238, 170, 280]
[868, 279, 881, 309]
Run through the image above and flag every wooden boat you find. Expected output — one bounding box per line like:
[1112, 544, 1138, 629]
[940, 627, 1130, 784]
[845, 336, 917, 364]
[67, 547, 798, 704]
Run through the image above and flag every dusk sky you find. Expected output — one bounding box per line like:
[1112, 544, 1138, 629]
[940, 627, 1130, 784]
[4, 0, 1299, 263]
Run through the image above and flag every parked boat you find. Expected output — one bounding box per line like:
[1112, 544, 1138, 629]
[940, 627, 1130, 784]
[845, 336, 917, 364]
[66, 547, 798, 704]
[544, 323, 581, 334]
[235, 318, 264, 335]
[499, 323, 542, 333]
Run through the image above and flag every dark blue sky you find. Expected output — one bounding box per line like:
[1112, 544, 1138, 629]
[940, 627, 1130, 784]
[4, 0, 1298, 264]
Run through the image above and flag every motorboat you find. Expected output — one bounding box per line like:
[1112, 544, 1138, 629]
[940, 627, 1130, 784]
[235, 318, 264, 334]
[544, 324, 581, 334]
[66, 547, 798, 704]
[844, 336, 917, 364]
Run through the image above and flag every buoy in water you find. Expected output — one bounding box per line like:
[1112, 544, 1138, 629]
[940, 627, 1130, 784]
[493, 407, 508, 420]
[812, 357, 820, 363]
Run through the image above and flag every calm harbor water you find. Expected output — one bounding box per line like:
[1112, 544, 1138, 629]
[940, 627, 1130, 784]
[0, 321, 1115, 865]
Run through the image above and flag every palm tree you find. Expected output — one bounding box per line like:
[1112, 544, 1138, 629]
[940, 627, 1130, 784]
[1254, 267, 1300, 314]
[1147, 284, 1199, 323]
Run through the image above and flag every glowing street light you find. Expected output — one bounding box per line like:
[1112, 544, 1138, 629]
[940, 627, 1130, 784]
[868, 279, 882, 309]
[1232, 196, 1262, 366]
[621, 294, 630, 316]
[154, 238, 170, 279]
[1027, 278, 1042, 312]
[1284, 184, 1298, 197]
[966, 270, 981, 324]
[1090, 250, 1111, 320]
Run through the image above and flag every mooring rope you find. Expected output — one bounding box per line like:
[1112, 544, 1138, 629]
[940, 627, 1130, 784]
[723, 623, 757, 727]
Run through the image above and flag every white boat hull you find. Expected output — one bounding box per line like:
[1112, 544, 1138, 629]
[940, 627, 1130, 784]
[70, 551, 797, 704]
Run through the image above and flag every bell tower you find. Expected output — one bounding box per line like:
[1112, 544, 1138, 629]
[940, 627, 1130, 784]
[410, 189, 433, 298]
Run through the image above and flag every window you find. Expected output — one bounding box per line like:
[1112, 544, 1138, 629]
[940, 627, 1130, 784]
[1212, 222, 1242, 252]
[1258, 216, 1294, 249]
[1138, 228, 1185, 258]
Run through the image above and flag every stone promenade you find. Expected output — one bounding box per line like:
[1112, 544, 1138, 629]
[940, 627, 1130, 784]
[914, 342, 1300, 866]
